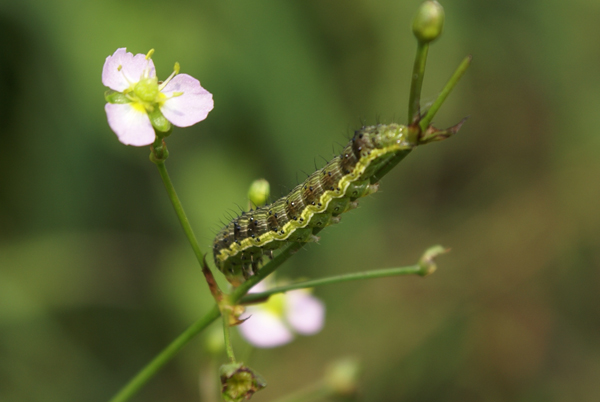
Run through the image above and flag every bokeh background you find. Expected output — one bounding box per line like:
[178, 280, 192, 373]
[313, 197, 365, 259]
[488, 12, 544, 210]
[1, 0, 599, 401]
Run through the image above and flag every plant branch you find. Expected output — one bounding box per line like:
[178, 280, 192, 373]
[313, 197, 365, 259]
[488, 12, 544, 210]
[419, 55, 471, 132]
[408, 42, 430, 124]
[241, 245, 447, 304]
[106, 240, 306, 402]
[108, 305, 220, 402]
[154, 159, 205, 265]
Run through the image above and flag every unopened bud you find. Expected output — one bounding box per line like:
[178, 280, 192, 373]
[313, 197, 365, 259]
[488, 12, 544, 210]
[412, 1, 445, 43]
[248, 179, 270, 208]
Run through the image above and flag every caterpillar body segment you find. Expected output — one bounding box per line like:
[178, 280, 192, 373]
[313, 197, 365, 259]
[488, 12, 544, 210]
[213, 123, 415, 285]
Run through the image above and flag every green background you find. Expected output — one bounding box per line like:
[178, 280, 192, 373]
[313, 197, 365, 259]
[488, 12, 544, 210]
[1, 0, 599, 401]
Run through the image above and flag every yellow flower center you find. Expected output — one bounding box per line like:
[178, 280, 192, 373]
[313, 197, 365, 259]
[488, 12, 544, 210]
[262, 293, 286, 318]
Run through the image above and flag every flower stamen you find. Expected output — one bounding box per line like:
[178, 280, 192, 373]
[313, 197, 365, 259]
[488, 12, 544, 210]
[158, 62, 181, 91]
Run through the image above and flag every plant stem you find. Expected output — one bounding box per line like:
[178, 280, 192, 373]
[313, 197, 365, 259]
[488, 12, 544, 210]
[221, 308, 237, 363]
[372, 56, 471, 185]
[369, 149, 412, 184]
[408, 42, 429, 124]
[154, 160, 205, 265]
[106, 241, 304, 402]
[419, 55, 472, 132]
[230, 238, 311, 302]
[241, 259, 431, 304]
[108, 305, 220, 402]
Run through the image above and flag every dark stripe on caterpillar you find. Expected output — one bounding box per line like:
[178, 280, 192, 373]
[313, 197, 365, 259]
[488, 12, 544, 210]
[213, 122, 452, 285]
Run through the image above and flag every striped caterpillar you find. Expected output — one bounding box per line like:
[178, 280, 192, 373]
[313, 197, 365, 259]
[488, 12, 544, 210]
[213, 121, 463, 286]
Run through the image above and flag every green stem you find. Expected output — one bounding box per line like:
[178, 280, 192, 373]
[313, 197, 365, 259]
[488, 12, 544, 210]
[408, 42, 429, 124]
[419, 55, 471, 132]
[154, 160, 205, 265]
[230, 239, 311, 302]
[221, 308, 237, 363]
[241, 262, 426, 304]
[372, 56, 471, 185]
[106, 241, 303, 402]
[369, 149, 412, 184]
[108, 305, 220, 402]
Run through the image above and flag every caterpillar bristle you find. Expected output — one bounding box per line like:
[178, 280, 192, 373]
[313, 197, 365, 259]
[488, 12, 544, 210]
[213, 122, 458, 285]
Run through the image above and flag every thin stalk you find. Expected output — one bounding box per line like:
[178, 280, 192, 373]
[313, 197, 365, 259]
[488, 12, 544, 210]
[106, 241, 302, 402]
[241, 263, 425, 304]
[230, 238, 311, 302]
[419, 55, 471, 132]
[408, 42, 429, 124]
[369, 149, 412, 184]
[108, 305, 220, 402]
[154, 160, 205, 265]
[372, 56, 471, 184]
[221, 308, 237, 363]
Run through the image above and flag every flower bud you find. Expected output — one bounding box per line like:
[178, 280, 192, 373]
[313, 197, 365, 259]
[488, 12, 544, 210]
[220, 363, 267, 402]
[248, 179, 270, 207]
[412, 1, 445, 43]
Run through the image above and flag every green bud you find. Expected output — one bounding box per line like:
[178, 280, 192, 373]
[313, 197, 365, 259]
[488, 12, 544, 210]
[324, 357, 361, 397]
[247, 179, 270, 207]
[220, 363, 266, 402]
[134, 76, 159, 102]
[148, 107, 172, 134]
[104, 90, 129, 104]
[412, 1, 445, 43]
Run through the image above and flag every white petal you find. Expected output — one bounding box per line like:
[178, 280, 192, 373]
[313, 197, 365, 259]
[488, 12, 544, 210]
[285, 291, 325, 335]
[248, 281, 267, 293]
[102, 48, 155, 92]
[160, 74, 214, 127]
[238, 310, 293, 348]
[105, 103, 155, 146]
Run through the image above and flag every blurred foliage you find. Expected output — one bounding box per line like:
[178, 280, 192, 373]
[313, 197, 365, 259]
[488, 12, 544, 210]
[1, 0, 600, 401]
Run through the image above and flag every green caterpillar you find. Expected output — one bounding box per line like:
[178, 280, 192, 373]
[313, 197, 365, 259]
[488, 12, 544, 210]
[213, 121, 461, 286]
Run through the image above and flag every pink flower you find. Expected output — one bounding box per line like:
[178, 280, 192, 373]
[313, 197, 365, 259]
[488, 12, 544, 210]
[102, 48, 214, 146]
[238, 282, 325, 348]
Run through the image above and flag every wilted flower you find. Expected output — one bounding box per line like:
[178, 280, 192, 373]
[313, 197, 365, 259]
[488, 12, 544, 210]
[102, 48, 214, 146]
[220, 362, 266, 402]
[239, 281, 325, 348]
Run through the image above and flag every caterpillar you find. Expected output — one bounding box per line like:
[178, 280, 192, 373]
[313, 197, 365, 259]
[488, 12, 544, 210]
[213, 121, 462, 286]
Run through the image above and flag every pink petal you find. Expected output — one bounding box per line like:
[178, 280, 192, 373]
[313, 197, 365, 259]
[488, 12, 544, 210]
[160, 74, 214, 127]
[102, 48, 155, 92]
[105, 103, 155, 146]
[238, 310, 293, 348]
[285, 291, 325, 335]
